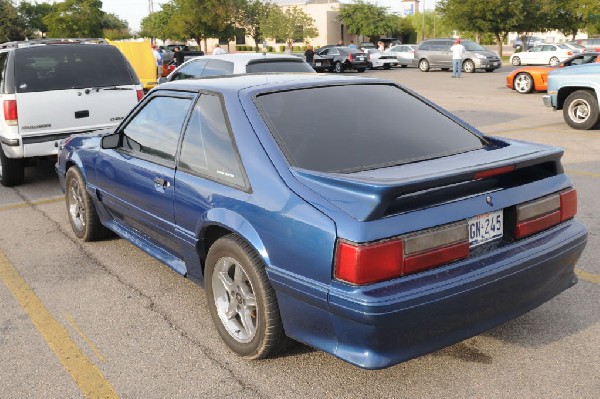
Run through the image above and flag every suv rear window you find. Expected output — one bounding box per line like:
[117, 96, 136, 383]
[256, 84, 485, 173]
[14, 45, 135, 93]
[246, 59, 314, 73]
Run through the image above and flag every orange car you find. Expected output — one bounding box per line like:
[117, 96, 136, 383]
[506, 52, 600, 93]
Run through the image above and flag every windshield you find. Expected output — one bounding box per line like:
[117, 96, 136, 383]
[256, 84, 485, 173]
[463, 41, 487, 52]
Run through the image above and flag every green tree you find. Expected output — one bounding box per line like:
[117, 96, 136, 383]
[261, 6, 318, 46]
[18, 1, 53, 38]
[102, 12, 130, 40]
[338, 1, 395, 41]
[545, 0, 600, 39]
[0, 0, 28, 42]
[236, 0, 276, 52]
[43, 0, 105, 38]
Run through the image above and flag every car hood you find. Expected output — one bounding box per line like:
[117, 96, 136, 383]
[467, 50, 498, 57]
[291, 138, 563, 221]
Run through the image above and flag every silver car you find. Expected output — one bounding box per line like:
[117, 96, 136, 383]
[386, 44, 417, 67]
[413, 39, 502, 73]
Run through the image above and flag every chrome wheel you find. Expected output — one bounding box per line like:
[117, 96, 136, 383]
[419, 59, 430, 72]
[463, 59, 475, 73]
[212, 256, 257, 343]
[514, 73, 533, 94]
[67, 176, 86, 233]
[563, 90, 600, 130]
[567, 98, 591, 123]
[511, 56, 521, 66]
[549, 56, 560, 66]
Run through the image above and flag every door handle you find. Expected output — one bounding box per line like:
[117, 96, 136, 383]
[153, 177, 170, 189]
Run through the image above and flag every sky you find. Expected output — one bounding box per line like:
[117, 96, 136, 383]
[32, 0, 434, 33]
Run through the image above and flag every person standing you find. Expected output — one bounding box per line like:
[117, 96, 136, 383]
[450, 38, 465, 78]
[212, 44, 227, 55]
[173, 46, 184, 67]
[377, 41, 385, 52]
[304, 45, 315, 64]
[348, 40, 357, 49]
[151, 45, 162, 79]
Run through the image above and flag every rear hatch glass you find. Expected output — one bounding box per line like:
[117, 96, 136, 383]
[255, 84, 486, 173]
[246, 59, 314, 73]
[14, 44, 135, 92]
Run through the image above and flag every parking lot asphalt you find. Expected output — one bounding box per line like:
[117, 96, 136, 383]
[1, 65, 599, 398]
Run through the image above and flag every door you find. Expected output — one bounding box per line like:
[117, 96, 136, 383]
[95, 94, 194, 257]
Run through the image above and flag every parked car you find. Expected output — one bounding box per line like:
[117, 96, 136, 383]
[158, 44, 190, 63]
[513, 36, 544, 50]
[313, 46, 368, 73]
[160, 50, 205, 77]
[0, 39, 143, 187]
[362, 48, 398, 69]
[543, 63, 600, 129]
[413, 38, 502, 73]
[359, 42, 375, 50]
[56, 73, 587, 370]
[571, 38, 600, 52]
[563, 42, 587, 53]
[510, 43, 579, 66]
[386, 44, 417, 67]
[506, 52, 600, 94]
[159, 53, 314, 83]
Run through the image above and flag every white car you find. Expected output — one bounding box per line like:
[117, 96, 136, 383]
[510, 44, 581, 66]
[386, 44, 417, 67]
[363, 49, 398, 70]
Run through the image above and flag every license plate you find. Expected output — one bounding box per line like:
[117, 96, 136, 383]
[357, 57, 365, 61]
[492, 62, 499, 66]
[315, 62, 321, 66]
[468, 210, 503, 247]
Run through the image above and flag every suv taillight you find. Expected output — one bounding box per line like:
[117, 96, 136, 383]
[3, 100, 17, 126]
[136, 89, 144, 101]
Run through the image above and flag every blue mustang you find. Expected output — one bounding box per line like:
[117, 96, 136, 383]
[56, 74, 587, 369]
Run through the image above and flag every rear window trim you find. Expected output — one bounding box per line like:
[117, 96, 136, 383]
[253, 82, 489, 174]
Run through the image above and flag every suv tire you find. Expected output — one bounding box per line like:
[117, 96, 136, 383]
[418, 59, 430, 72]
[563, 90, 600, 130]
[0, 149, 25, 187]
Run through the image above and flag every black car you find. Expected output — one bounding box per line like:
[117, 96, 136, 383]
[313, 46, 369, 73]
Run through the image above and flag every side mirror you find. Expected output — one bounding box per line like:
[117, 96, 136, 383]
[101, 132, 120, 149]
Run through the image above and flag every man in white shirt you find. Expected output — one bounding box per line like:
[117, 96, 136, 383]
[450, 38, 465, 78]
[213, 44, 227, 55]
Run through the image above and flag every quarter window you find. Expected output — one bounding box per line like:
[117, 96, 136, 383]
[179, 94, 246, 188]
[120, 96, 191, 165]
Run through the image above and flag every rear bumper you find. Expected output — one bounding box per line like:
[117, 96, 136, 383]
[271, 220, 587, 369]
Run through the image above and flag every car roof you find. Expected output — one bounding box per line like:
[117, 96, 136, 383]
[157, 73, 383, 95]
[176, 53, 305, 74]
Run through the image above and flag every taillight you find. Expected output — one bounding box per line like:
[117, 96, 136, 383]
[3, 100, 17, 126]
[335, 222, 469, 285]
[567, 51, 573, 56]
[136, 89, 144, 101]
[348, 53, 354, 61]
[515, 188, 576, 239]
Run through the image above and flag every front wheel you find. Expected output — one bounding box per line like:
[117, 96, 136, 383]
[563, 90, 600, 130]
[463, 59, 475, 73]
[514, 73, 534, 94]
[511, 56, 521, 66]
[418, 59, 430, 72]
[0, 149, 24, 187]
[549, 56, 560, 66]
[65, 167, 109, 241]
[334, 62, 344, 73]
[205, 235, 288, 359]
[383, 64, 391, 70]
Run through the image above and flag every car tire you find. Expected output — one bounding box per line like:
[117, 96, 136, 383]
[463, 59, 475, 73]
[357, 68, 366, 73]
[383, 64, 391, 70]
[512, 57, 521, 66]
[205, 234, 289, 359]
[0, 149, 25, 187]
[549, 56, 560, 66]
[65, 167, 110, 241]
[514, 73, 534, 94]
[563, 90, 600, 130]
[418, 59, 430, 72]
[485, 68, 495, 72]
[334, 62, 344, 73]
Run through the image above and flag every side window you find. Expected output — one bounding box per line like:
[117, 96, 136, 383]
[541, 45, 554, 51]
[120, 96, 192, 165]
[201, 60, 234, 77]
[178, 94, 246, 188]
[419, 44, 430, 51]
[330, 48, 340, 56]
[172, 59, 208, 81]
[0, 52, 8, 90]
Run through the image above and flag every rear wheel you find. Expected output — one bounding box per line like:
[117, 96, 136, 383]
[334, 62, 344, 73]
[549, 56, 560, 66]
[205, 234, 289, 359]
[65, 167, 109, 241]
[418, 59, 430, 72]
[383, 64, 391, 70]
[563, 90, 600, 130]
[463, 59, 475, 73]
[357, 68, 366, 73]
[511, 56, 521, 66]
[0, 149, 25, 187]
[514, 73, 534, 94]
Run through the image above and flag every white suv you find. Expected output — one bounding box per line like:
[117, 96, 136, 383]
[0, 39, 143, 186]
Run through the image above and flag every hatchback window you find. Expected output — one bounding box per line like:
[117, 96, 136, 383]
[14, 45, 134, 93]
[246, 60, 314, 73]
[256, 84, 485, 173]
[120, 96, 191, 165]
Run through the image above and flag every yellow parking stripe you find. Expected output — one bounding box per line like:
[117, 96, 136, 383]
[65, 314, 107, 363]
[576, 268, 600, 286]
[0, 195, 64, 212]
[0, 251, 118, 399]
